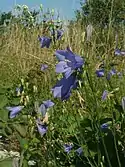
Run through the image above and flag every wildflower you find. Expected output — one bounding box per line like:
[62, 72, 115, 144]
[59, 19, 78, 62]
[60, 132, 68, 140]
[55, 47, 84, 78]
[6, 106, 24, 118]
[107, 69, 116, 80]
[102, 90, 108, 100]
[57, 29, 64, 40]
[76, 147, 83, 156]
[51, 74, 78, 101]
[96, 69, 104, 77]
[56, 61, 72, 78]
[16, 86, 23, 96]
[101, 123, 109, 130]
[36, 123, 48, 136]
[38, 36, 52, 48]
[41, 64, 48, 71]
[115, 49, 125, 56]
[63, 143, 73, 153]
[40, 100, 54, 117]
[122, 97, 125, 110]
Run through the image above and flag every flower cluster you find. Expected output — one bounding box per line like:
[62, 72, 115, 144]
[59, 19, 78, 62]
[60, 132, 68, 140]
[38, 26, 64, 48]
[51, 46, 84, 100]
[96, 68, 118, 80]
[6, 99, 54, 136]
[6, 45, 84, 139]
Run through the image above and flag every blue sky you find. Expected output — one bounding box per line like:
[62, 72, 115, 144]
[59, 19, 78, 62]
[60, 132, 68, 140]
[0, 0, 81, 19]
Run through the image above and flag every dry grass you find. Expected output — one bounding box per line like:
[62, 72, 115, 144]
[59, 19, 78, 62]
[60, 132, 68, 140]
[0, 22, 124, 87]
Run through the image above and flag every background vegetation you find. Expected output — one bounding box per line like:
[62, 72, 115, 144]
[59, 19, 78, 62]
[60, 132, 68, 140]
[0, 0, 125, 166]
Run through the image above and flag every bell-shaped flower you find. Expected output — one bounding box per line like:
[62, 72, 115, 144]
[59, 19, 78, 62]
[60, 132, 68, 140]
[106, 69, 116, 80]
[55, 47, 84, 77]
[102, 90, 108, 100]
[36, 122, 48, 136]
[39, 100, 54, 117]
[57, 29, 64, 40]
[51, 74, 77, 101]
[115, 49, 125, 56]
[96, 69, 104, 77]
[76, 147, 83, 156]
[41, 64, 48, 71]
[38, 36, 52, 48]
[6, 106, 24, 118]
[63, 143, 73, 153]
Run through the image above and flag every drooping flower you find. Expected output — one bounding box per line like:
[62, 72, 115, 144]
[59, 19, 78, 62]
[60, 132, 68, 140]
[50, 28, 64, 40]
[101, 123, 109, 130]
[36, 119, 48, 136]
[6, 106, 24, 118]
[96, 69, 104, 77]
[63, 143, 73, 153]
[51, 74, 78, 101]
[39, 100, 54, 117]
[76, 147, 83, 156]
[36, 122, 48, 136]
[115, 49, 121, 56]
[41, 64, 48, 71]
[55, 47, 84, 78]
[107, 69, 116, 80]
[102, 90, 108, 100]
[38, 36, 52, 48]
[115, 49, 125, 56]
[57, 29, 64, 40]
[55, 61, 72, 78]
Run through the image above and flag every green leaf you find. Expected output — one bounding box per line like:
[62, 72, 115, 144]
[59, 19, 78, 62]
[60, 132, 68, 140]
[0, 108, 8, 122]
[0, 95, 8, 109]
[17, 136, 29, 150]
[12, 124, 27, 137]
[22, 159, 28, 167]
[0, 158, 12, 167]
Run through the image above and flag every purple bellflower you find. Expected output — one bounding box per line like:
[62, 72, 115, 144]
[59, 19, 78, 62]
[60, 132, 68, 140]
[96, 69, 104, 77]
[55, 47, 84, 78]
[36, 122, 48, 136]
[50, 29, 64, 40]
[51, 74, 78, 101]
[6, 106, 24, 118]
[38, 36, 52, 48]
[57, 29, 64, 40]
[107, 69, 116, 80]
[40, 100, 54, 117]
[63, 143, 73, 153]
[41, 64, 48, 71]
[76, 147, 83, 156]
[115, 49, 125, 56]
[102, 90, 108, 100]
[101, 123, 109, 130]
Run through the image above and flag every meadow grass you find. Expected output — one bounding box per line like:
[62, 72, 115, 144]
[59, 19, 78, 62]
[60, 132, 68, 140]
[0, 20, 125, 167]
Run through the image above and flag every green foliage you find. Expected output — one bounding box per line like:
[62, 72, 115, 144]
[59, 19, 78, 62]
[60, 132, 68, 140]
[0, 11, 14, 26]
[75, 0, 125, 27]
